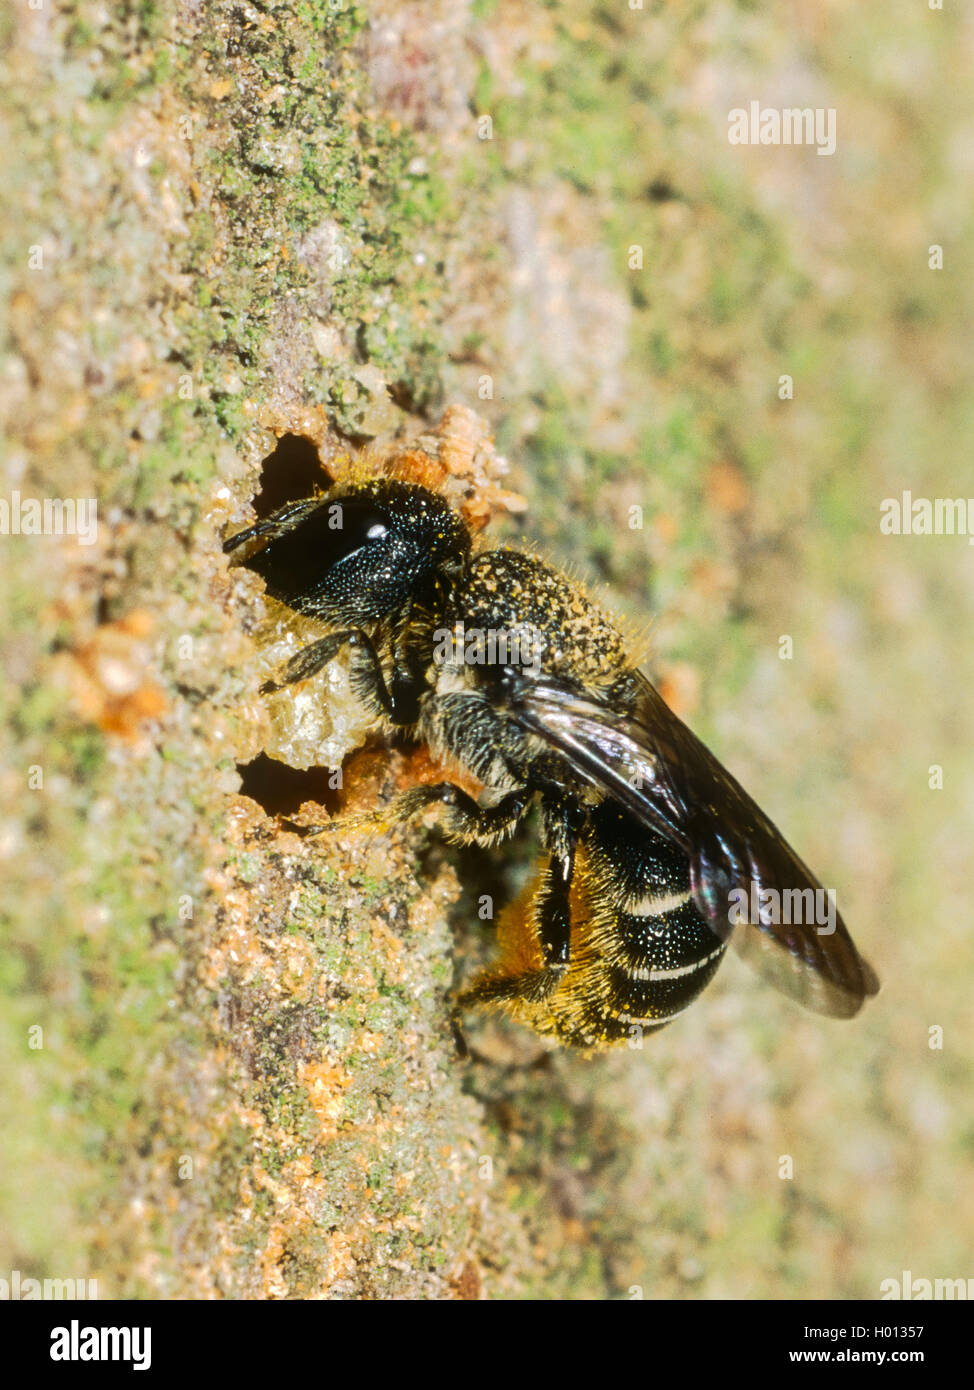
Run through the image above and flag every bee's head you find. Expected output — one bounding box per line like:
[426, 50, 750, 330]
[234, 479, 471, 626]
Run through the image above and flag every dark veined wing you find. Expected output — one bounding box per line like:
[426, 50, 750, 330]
[504, 670, 879, 1018]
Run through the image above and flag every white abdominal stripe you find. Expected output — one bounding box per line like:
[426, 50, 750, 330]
[623, 943, 726, 983]
[607, 886, 728, 991]
[626, 889, 693, 918]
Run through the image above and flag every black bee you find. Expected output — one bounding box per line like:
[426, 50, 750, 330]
[225, 475, 879, 1049]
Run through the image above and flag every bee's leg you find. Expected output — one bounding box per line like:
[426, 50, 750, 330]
[447, 1000, 553, 1069]
[397, 783, 532, 847]
[456, 816, 580, 1026]
[290, 781, 530, 841]
[223, 498, 322, 555]
[534, 851, 574, 968]
[534, 797, 585, 968]
[453, 961, 561, 1052]
[259, 630, 352, 692]
[448, 1007, 470, 1060]
[457, 968, 557, 1008]
[260, 628, 422, 725]
[298, 783, 532, 843]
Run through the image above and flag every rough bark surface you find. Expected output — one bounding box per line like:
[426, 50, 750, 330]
[2, 0, 971, 1300]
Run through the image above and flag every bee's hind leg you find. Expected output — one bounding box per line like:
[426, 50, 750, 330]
[533, 796, 586, 968]
[454, 825, 581, 1041]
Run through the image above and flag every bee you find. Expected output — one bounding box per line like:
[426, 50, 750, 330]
[224, 473, 879, 1049]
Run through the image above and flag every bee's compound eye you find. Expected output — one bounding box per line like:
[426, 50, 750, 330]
[240, 494, 395, 613]
[325, 498, 393, 551]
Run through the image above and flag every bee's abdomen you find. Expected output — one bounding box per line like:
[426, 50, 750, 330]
[461, 820, 729, 1050]
[548, 825, 729, 1047]
[599, 896, 727, 1034]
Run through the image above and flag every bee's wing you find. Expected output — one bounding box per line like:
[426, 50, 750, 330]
[505, 672, 879, 1018]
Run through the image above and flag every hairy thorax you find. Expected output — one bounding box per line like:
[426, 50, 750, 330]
[457, 549, 628, 688]
[418, 550, 629, 794]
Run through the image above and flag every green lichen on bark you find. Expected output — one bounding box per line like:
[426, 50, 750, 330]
[0, 0, 530, 1299]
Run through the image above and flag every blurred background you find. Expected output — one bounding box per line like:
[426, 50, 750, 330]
[1, 0, 971, 1298]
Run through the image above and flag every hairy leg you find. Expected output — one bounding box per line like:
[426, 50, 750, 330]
[291, 781, 534, 847]
[260, 627, 422, 725]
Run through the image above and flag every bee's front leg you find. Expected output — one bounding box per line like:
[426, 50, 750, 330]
[259, 630, 355, 691]
[260, 628, 422, 725]
[223, 498, 323, 557]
